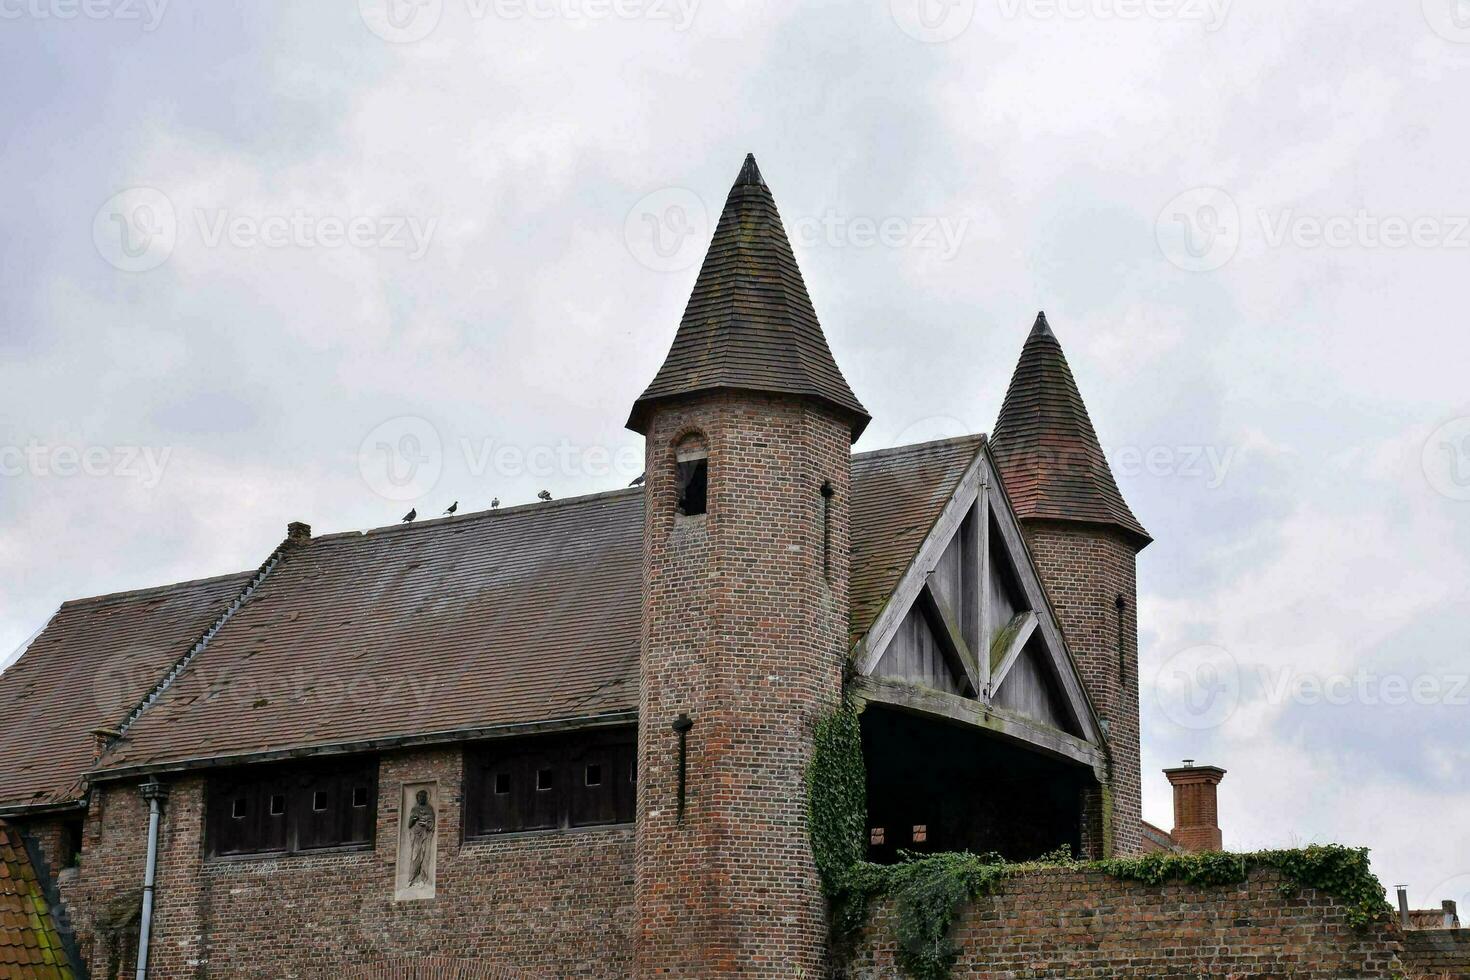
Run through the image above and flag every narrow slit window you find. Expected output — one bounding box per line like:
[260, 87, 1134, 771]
[232, 797, 248, 819]
[352, 786, 369, 808]
[312, 790, 329, 811]
[269, 794, 285, 816]
[494, 773, 511, 795]
[536, 768, 555, 791]
[585, 764, 603, 787]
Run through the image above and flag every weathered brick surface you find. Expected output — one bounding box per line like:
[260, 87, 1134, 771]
[848, 867, 1411, 978]
[68, 748, 634, 978]
[1402, 929, 1470, 978]
[636, 392, 850, 977]
[1024, 521, 1142, 857]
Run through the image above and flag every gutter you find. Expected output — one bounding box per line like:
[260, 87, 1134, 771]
[87, 709, 640, 784]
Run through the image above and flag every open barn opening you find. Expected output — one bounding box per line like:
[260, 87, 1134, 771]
[861, 706, 1089, 863]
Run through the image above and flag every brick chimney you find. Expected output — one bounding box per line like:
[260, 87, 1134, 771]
[1164, 761, 1226, 852]
[286, 521, 312, 546]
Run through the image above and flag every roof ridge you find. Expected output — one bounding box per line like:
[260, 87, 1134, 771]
[58, 570, 256, 608]
[314, 486, 643, 543]
[852, 432, 987, 464]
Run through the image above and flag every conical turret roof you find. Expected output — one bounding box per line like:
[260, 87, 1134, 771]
[626, 154, 869, 440]
[991, 312, 1150, 548]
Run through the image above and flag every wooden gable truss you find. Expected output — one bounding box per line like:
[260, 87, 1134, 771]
[850, 443, 1107, 778]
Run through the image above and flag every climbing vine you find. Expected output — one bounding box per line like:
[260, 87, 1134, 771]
[807, 706, 867, 895]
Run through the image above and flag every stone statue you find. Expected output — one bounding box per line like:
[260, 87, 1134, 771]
[407, 789, 435, 887]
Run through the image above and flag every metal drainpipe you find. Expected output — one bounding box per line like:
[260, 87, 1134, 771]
[136, 778, 169, 980]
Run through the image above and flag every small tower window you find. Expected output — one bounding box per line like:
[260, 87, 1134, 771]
[674, 438, 709, 517]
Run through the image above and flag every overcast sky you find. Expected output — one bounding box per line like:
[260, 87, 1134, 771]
[2, 0, 1467, 906]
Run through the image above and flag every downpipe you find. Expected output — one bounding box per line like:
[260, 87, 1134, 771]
[136, 778, 169, 980]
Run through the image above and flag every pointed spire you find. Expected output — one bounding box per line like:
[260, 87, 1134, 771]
[991, 312, 1150, 548]
[627, 154, 870, 440]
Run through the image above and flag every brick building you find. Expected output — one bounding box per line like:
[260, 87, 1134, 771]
[0, 157, 1460, 978]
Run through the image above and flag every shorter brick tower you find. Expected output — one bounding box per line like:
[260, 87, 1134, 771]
[991, 312, 1151, 857]
[626, 155, 869, 976]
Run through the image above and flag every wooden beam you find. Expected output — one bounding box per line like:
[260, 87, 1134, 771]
[851, 675, 1105, 775]
[919, 576, 982, 697]
[978, 450, 1103, 745]
[976, 485, 992, 700]
[990, 610, 1039, 689]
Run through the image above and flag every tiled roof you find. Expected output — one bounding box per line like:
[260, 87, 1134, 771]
[991, 312, 1150, 548]
[0, 572, 254, 810]
[627, 154, 870, 439]
[849, 435, 986, 645]
[0, 821, 77, 978]
[98, 489, 647, 772]
[83, 438, 976, 774]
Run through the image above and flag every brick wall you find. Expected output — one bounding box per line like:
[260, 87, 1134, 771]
[68, 747, 635, 978]
[636, 391, 850, 977]
[1024, 521, 1142, 857]
[847, 866, 1411, 978]
[1402, 929, 1470, 978]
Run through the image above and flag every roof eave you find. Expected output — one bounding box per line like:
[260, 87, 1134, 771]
[626, 385, 871, 441]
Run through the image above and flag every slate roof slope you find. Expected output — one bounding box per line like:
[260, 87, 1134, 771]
[627, 154, 870, 439]
[97, 490, 648, 772]
[0, 821, 78, 978]
[991, 312, 1150, 547]
[0, 572, 254, 810]
[87, 437, 978, 774]
[849, 434, 986, 646]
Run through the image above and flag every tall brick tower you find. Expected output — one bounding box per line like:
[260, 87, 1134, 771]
[991, 312, 1151, 857]
[626, 154, 869, 977]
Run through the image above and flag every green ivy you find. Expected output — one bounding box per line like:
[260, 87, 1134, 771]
[807, 707, 868, 896]
[1095, 845, 1392, 930]
[833, 853, 1013, 980]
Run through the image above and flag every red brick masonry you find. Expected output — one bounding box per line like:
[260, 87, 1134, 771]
[848, 866, 1417, 979]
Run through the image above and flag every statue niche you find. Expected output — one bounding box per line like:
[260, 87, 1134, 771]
[395, 781, 438, 901]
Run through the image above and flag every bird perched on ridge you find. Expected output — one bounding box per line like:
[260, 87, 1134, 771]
[629, 473, 646, 486]
[401, 508, 416, 523]
[537, 490, 552, 501]
[444, 501, 458, 516]
[491, 497, 500, 509]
